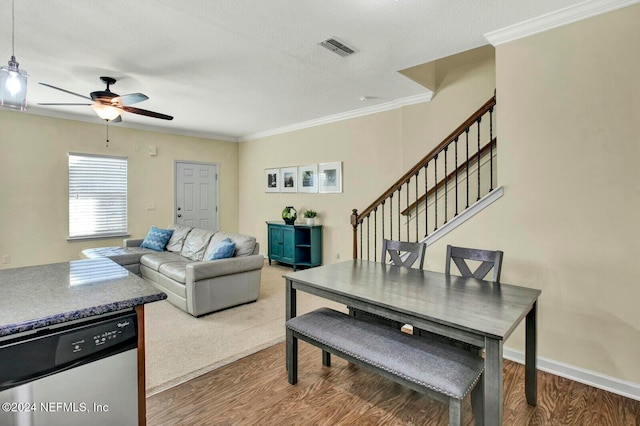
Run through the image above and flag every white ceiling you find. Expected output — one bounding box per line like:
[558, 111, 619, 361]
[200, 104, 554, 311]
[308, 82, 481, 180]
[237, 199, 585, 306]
[3, 0, 588, 141]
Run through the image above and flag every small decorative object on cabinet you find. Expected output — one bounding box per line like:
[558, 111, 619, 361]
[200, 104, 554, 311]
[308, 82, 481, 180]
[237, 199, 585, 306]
[303, 209, 317, 225]
[266, 221, 322, 271]
[282, 206, 297, 225]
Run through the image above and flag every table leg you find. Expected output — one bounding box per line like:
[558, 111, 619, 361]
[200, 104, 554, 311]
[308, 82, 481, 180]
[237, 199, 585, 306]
[525, 301, 538, 406]
[286, 328, 298, 384]
[484, 337, 503, 425]
[286, 279, 296, 321]
[286, 279, 296, 371]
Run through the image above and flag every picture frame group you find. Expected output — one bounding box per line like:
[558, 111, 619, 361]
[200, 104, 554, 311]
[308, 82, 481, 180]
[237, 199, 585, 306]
[265, 162, 342, 194]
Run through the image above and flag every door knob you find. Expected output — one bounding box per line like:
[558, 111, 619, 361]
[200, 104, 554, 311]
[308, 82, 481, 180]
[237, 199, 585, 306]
[177, 214, 182, 218]
[177, 207, 182, 211]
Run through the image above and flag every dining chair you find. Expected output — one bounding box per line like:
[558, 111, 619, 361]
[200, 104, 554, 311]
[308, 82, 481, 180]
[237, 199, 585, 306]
[380, 239, 426, 269]
[445, 244, 503, 282]
[417, 244, 504, 348]
[349, 239, 426, 330]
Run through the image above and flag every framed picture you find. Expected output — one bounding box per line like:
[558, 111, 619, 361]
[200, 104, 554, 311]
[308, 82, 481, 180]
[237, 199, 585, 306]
[298, 164, 318, 193]
[280, 167, 298, 192]
[265, 168, 280, 192]
[319, 161, 342, 193]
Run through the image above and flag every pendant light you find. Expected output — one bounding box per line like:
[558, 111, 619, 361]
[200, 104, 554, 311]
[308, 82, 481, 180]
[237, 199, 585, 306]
[0, 0, 28, 110]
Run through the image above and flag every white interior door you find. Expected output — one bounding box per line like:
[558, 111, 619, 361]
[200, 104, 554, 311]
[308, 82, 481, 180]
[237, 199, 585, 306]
[175, 162, 218, 231]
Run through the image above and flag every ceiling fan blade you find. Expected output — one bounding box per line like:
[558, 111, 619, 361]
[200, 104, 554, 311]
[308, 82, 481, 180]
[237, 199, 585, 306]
[121, 106, 173, 120]
[116, 93, 148, 106]
[39, 83, 93, 101]
[38, 103, 92, 106]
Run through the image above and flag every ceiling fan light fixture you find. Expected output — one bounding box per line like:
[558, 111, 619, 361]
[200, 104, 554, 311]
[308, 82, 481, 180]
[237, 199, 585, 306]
[0, 0, 28, 111]
[91, 103, 121, 121]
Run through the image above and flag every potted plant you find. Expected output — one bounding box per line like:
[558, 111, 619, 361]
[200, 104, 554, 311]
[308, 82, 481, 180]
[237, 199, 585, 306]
[282, 206, 297, 225]
[304, 209, 317, 225]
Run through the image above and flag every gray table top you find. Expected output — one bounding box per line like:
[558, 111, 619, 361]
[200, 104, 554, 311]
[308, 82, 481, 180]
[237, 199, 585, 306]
[0, 257, 166, 337]
[284, 260, 541, 340]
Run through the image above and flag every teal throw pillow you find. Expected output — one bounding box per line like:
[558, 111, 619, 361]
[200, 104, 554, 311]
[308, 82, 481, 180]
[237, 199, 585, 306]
[140, 226, 174, 252]
[207, 238, 236, 260]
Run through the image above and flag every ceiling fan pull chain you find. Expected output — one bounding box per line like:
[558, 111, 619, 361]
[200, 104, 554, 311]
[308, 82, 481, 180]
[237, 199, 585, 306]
[105, 120, 109, 148]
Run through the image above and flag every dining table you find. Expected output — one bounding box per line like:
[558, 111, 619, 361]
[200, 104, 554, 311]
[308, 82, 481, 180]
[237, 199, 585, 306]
[283, 259, 541, 425]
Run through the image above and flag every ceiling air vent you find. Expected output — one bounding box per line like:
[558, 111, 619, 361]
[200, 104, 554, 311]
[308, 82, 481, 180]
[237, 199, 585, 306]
[319, 38, 356, 57]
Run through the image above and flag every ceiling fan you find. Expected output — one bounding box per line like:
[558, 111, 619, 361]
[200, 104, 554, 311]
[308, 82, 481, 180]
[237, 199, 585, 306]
[38, 76, 173, 122]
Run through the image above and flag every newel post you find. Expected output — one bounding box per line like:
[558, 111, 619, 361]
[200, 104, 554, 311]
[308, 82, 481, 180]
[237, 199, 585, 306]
[350, 209, 359, 260]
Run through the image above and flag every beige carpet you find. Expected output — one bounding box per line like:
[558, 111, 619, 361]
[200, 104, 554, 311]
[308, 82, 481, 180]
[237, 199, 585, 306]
[144, 261, 346, 396]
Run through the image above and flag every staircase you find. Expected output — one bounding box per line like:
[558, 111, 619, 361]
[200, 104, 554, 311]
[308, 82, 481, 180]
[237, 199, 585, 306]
[350, 95, 501, 261]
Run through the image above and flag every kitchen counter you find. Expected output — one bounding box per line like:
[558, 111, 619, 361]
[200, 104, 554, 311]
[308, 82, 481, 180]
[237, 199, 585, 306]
[0, 257, 166, 338]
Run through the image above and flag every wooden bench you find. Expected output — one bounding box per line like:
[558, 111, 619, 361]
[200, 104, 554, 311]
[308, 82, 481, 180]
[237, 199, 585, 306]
[286, 307, 485, 426]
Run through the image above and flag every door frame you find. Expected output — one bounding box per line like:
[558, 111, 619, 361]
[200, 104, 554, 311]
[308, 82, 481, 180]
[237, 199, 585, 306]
[174, 160, 220, 231]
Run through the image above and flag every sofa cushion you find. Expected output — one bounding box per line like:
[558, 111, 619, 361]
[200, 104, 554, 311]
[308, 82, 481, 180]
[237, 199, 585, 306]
[206, 232, 256, 258]
[207, 238, 236, 260]
[158, 261, 189, 284]
[81, 246, 155, 265]
[166, 224, 193, 253]
[139, 226, 174, 251]
[140, 252, 189, 271]
[180, 228, 215, 261]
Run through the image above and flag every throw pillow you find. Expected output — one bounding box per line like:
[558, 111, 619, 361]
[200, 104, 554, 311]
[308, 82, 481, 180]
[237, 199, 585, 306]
[207, 238, 236, 260]
[140, 226, 174, 252]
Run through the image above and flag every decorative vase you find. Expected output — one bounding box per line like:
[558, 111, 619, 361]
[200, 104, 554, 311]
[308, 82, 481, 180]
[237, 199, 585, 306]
[282, 206, 297, 225]
[306, 218, 315, 226]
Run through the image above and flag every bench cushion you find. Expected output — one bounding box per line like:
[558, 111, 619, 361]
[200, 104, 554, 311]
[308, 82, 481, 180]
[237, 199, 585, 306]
[286, 307, 484, 400]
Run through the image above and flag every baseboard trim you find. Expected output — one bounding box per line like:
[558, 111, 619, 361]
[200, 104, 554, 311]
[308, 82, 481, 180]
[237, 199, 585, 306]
[503, 347, 640, 402]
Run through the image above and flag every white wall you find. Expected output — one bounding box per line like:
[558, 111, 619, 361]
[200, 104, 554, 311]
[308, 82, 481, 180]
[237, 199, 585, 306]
[238, 4, 640, 387]
[0, 112, 239, 268]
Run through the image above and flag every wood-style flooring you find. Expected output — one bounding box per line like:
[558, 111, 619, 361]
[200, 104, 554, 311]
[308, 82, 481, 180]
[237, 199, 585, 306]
[146, 341, 640, 425]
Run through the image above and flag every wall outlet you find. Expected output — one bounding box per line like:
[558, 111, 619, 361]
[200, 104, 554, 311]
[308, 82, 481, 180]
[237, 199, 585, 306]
[2, 255, 10, 264]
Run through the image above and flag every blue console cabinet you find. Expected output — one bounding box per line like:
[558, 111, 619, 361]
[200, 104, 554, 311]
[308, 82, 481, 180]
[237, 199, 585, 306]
[266, 221, 322, 271]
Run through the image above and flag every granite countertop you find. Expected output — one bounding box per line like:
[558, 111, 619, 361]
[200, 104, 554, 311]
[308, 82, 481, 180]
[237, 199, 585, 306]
[0, 257, 166, 337]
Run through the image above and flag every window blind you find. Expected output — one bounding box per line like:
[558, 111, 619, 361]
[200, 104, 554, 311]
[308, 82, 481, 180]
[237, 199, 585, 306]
[68, 153, 128, 239]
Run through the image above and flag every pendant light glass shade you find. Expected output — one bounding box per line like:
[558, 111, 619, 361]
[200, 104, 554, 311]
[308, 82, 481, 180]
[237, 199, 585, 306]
[0, 56, 28, 110]
[1, 0, 27, 111]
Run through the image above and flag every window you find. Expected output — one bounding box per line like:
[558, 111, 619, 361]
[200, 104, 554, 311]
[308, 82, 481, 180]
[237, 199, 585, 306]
[68, 153, 128, 239]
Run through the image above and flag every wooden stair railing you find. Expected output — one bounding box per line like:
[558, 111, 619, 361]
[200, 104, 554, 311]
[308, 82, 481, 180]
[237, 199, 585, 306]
[351, 95, 497, 261]
[400, 138, 497, 216]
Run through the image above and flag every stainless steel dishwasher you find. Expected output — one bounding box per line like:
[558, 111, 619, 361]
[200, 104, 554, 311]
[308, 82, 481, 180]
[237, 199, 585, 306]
[0, 310, 139, 426]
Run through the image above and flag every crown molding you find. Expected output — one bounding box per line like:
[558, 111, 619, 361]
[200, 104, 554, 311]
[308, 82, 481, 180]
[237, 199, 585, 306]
[484, 0, 640, 46]
[239, 91, 433, 142]
[23, 106, 239, 142]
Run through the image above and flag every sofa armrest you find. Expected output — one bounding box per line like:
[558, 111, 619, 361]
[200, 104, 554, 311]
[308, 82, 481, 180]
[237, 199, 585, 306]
[187, 254, 264, 281]
[124, 238, 144, 247]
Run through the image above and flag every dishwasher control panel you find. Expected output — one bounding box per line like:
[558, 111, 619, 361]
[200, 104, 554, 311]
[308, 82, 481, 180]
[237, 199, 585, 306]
[55, 313, 137, 365]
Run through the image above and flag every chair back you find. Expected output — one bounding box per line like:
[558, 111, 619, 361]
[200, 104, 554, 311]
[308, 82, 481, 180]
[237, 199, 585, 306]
[445, 245, 503, 282]
[381, 239, 426, 269]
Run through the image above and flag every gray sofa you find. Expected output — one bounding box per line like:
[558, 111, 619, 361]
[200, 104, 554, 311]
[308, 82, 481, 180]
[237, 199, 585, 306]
[81, 225, 264, 317]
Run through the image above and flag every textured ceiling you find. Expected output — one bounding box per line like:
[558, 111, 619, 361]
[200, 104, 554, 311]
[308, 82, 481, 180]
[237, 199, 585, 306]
[3, 0, 587, 141]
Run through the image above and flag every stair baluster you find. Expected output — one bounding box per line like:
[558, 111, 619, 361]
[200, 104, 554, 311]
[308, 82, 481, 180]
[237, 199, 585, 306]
[350, 95, 496, 261]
